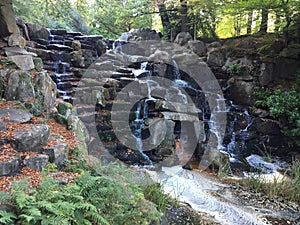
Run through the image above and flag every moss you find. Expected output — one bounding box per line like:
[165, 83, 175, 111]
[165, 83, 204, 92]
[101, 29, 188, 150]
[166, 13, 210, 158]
[57, 101, 74, 116]
[32, 57, 43, 71]
[0, 59, 18, 69]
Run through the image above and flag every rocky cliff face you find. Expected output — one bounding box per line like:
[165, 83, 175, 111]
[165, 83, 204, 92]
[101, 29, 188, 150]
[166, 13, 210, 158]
[1, 23, 299, 177]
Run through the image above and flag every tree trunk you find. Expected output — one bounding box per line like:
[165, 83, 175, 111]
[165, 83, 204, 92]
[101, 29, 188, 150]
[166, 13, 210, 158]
[180, 0, 188, 32]
[259, 8, 268, 33]
[158, 4, 171, 40]
[246, 11, 253, 34]
[234, 14, 241, 36]
[274, 9, 281, 33]
[0, 0, 20, 38]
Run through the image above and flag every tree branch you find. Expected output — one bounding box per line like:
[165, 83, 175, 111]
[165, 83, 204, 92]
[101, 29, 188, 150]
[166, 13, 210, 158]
[131, 9, 178, 18]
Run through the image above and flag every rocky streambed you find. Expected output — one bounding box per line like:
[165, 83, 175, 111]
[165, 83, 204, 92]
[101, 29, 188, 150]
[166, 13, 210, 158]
[146, 166, 300, 225]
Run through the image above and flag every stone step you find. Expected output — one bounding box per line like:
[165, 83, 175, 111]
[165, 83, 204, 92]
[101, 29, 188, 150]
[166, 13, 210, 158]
[111, 72, 134, 79]
[31, 38, 50, 46]
[74, 35, 103, 42]
[50, 35, 65, 41]
[55, 73, 81, 83]
[49, 40, 64, 45]
[58, 89, 73, 96]
[67, 31, 83, 36]
[50, 29, 67, 36]
[78, 112, 98, 124]
[57, 82, 73, 90]
[75, 104, 99, 115]
[62, 96, 76, 104]
[47, 44, 73, 52]
[110, 111, 136, 121]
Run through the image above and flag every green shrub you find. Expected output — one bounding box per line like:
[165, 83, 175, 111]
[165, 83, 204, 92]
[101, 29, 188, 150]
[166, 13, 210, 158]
[0, 178, 109, 225]
[143, 183, 171, 213]
[255, 86, 300, 147]
[0, 172, 161, 225]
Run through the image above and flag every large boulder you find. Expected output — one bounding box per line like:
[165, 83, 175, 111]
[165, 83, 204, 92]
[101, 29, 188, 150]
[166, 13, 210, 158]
[23, 154, 49, 171]
[0, 108, 32, 123]
[0, 155, 21, 176]
[0, 0, 20, 38]
[12, 125, 50, 152]
[26, 23, 50, 40]
[5, 71, 35, 101]
[34, 71, 57, 110]
[7, 55, 34, 71]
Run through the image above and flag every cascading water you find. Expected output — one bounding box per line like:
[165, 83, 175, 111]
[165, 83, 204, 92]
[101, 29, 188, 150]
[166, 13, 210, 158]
[131, 101, 152, 165]
[130, 62, 155, 165]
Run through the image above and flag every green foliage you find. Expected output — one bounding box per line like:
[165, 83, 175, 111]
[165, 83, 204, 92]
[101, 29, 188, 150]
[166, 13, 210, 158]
[227, 64, 242, 75]
[242, 159, 300, 203]
[76, 172, 159, 224]
[255, 86, 300, 147]
[13, 0, 89, 32]
[0, 177, 109, 225]
[143, 183, 171, 213]
[89, 0, 152, 38]
[0, 170, 161, 225]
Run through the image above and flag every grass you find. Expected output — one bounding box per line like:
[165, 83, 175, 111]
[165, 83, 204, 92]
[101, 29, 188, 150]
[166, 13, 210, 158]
[240, 159, 300, 203]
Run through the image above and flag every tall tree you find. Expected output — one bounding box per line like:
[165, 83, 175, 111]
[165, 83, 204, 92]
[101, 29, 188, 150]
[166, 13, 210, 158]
[259, 7, 269, 33]
[157, 2, 172, 40]
[180, 0, 188, 32]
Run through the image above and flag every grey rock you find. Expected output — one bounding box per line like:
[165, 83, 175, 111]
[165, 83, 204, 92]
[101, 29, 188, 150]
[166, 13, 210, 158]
[57, 101, 74, 116]
[188, 40, 207, 56]
[229, 80, 255, 105]
[0, 108, 32, 123]
[155, 100, 201, 114]
[207, 41, 222, 51]
[8, 55, 35, 71]
[161, 112, 199, 121]
[4, 46, 37, 57]
[7, 33, 26, 48]
[34, 71, 57, 110]
[13, 125, 50, 152]
[0, 155, 21, 176]
[148, 50, 171, 64]
[26, 23, 50, 40]
[174, 32, 192, 46]
[0, 0, 20, 38]
[25, 47, 51, 61]
[130, 28, 161, 40]
[44, 143, 68, 166]
[23, 154, 49, 171]
[95, 39, 107, 56]
[5, 71, 35, 102]
[207, 49, 226, 67]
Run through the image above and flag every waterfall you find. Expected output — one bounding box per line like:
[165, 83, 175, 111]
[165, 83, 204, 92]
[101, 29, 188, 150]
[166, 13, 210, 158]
[208, 94, 227, 151]
[172, 59, 181, 80]
[131, 101, 152, 165]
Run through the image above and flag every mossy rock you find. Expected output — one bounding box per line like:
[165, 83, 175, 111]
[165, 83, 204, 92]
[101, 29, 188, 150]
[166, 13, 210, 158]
[32, 57, 44, 71]
[57, 101, 75, 116]
[0, 58, 18, 69]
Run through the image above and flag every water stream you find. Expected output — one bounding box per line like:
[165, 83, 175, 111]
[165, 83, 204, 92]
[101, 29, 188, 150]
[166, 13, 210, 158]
[128, 59, 297, 224]
[146, 166, 281, 225]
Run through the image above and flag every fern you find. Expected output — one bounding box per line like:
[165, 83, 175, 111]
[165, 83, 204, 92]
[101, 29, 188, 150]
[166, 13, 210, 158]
[0, 210, 16, 225]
